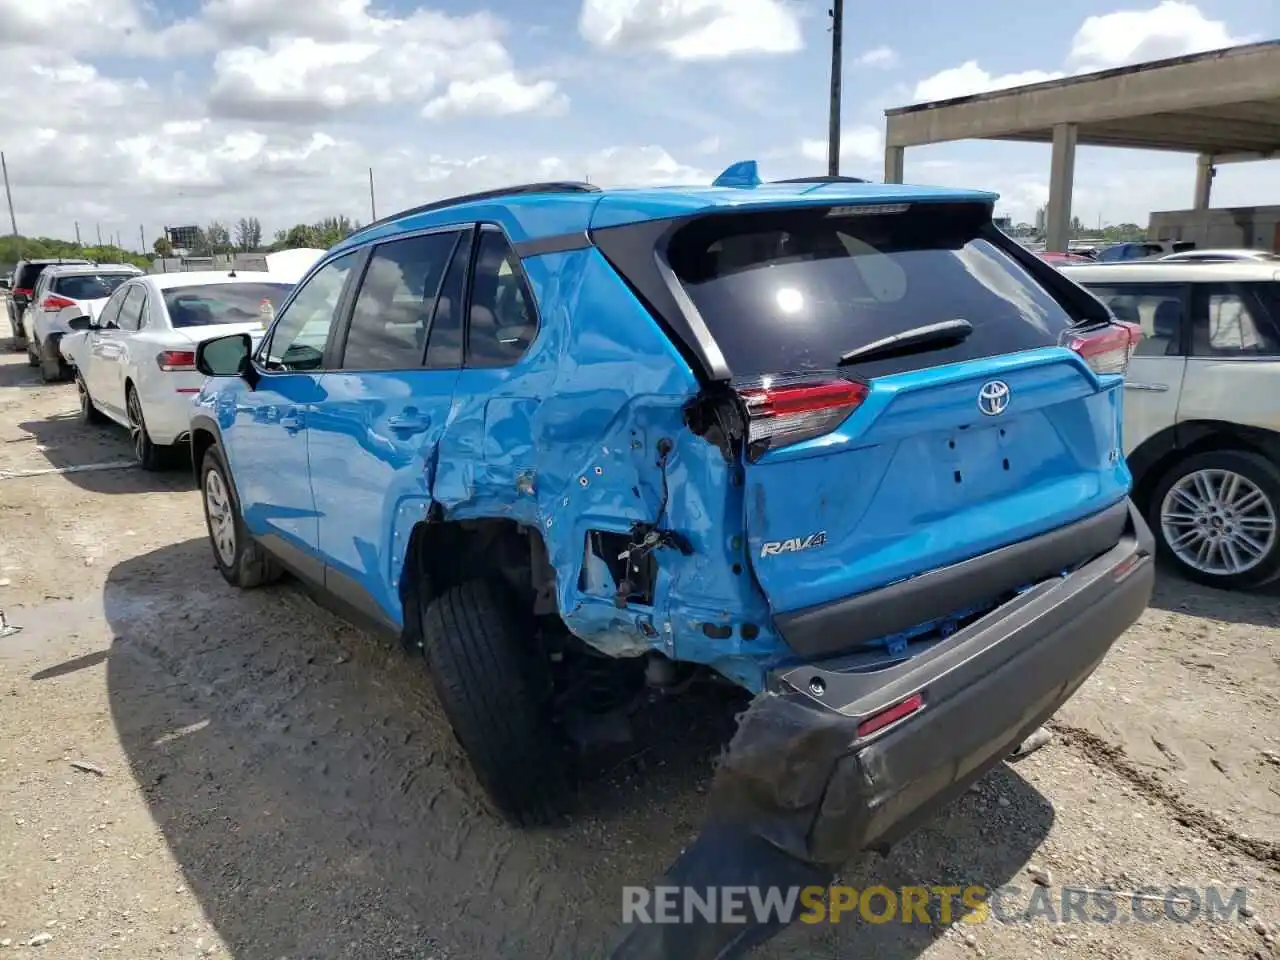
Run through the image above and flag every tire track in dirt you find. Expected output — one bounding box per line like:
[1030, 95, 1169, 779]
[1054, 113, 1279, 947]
[1052, 720, 1280, 871]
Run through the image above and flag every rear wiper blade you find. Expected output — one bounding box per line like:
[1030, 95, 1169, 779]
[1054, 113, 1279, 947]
[837, 318, 974, 366]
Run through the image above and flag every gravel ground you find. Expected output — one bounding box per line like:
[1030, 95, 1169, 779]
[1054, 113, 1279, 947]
[0, 310, 1277, 959]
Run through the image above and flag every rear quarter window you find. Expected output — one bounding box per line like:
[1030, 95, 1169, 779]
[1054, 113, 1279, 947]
[667, 202, 1078, 379]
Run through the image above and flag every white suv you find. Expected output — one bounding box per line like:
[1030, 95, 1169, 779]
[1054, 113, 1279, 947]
[1062, 261, 1280, 590]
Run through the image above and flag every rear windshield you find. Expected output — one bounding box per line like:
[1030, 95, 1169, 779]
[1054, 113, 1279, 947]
[54, 273, 137, 300]
[161, 282, 293, 328]
[14, 263, 53, 290]
[668, 203, 1078, 378]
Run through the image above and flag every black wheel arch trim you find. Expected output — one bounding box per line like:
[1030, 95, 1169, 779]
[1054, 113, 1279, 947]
[1128, 420, 1280, 510]
[188, 414, 228, 482]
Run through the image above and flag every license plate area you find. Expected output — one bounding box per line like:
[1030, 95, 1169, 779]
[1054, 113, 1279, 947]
[936, 421, 1023, 503]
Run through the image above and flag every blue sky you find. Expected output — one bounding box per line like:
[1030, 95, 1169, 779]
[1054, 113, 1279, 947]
[1, 0, 1277, 243]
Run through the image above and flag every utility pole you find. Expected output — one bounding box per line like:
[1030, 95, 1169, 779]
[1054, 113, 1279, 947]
[96, 223, 102, 246]
[1, 151, 16, 236]
[368, 167, 377, 221]
[139, 224, 145, 254]
[75, 221, 82, 246]
[827, 0, 844, 177]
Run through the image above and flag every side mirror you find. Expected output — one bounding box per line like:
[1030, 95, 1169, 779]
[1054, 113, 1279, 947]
[197, 332, 256, 387]
[0, 277, 10, 290]
[67, 315, 93, 332]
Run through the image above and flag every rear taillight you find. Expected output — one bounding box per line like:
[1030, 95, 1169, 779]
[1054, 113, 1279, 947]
[156, 350, 197, 372]
[735, 374, 869, 459]
[1061, 321, 1143, 376]
[41, 294, 77, 310]
[13, 287, 32, 298]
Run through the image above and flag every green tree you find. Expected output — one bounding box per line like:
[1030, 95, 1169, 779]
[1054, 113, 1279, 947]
[234, 216, 263, 251]
[205, 221, 233, 255]
[153, 237, 174, 257]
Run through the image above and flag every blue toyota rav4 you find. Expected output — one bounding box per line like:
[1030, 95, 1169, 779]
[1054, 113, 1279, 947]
[189, 164, 1155, 874]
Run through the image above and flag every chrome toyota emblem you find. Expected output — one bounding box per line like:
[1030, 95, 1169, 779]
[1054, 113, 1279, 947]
[977, 380, 1011, 416]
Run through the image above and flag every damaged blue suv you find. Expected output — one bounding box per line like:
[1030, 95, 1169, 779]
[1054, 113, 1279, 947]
[189, 163, 1155, 869]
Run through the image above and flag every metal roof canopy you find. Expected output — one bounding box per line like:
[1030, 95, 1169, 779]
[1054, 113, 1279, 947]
[882, 41, 1280, 251]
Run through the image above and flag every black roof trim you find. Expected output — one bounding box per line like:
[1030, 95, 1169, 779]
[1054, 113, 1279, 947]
[355, 181, 602, 236]
[772, 176, 869, 184]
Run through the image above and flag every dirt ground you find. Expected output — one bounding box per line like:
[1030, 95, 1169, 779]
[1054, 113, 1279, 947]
[0, 306, 1277, 959]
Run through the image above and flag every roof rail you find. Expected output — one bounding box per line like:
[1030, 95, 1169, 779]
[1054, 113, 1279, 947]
[356, 181, 602, 235]
[772, 175, 869, 184]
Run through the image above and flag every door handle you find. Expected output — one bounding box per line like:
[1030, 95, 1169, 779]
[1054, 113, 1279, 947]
[387, 414, 431, 436]
[280, 414, 303, 433]
[1124, 382, 1170, 393]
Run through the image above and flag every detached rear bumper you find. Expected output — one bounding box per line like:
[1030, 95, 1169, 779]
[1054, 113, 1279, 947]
[705, 499, 1155, 867]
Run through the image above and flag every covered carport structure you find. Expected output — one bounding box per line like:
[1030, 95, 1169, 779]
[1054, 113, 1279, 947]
[882, 41, 1280, 251]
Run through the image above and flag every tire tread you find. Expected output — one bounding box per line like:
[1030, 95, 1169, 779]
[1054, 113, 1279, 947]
[420, 578, 571, 826]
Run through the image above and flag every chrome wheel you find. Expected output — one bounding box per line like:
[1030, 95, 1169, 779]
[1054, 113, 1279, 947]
[205, 467, 237, 567]
[1160, 468, 1278, 577]
[126, 389, 146, 462]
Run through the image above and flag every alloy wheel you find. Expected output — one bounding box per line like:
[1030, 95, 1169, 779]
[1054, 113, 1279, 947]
[204, 467, 237, 567]
[1159, 467, 1278, 577]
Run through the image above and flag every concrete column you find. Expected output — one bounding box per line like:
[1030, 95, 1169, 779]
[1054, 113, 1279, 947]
[1045, 123, 1077, 253]
[1193, 154, 1215, 210]
[884, 145, 904, 184]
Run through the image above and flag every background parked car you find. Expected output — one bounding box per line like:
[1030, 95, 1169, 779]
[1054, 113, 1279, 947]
[1037, 251, 1094, 266]
[1158, 248, 1280, 263]
[62, 270, 295, 469]
[1095, 240, 1196, 262]
[23, 263, 143, 381]
[4, 257, 92, 347]
[1064, 259, 1280, 589]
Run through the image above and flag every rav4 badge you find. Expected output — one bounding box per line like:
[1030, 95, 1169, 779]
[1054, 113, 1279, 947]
[760, 532, 828, 558]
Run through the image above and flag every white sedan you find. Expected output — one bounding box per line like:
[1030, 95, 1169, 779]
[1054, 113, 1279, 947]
[61, 270, 296, 469]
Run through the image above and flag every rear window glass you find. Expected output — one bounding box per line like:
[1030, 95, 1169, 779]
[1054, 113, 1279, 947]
[667, 203, 1077, 379]
[14, 264, 52, 290]
[161, 282, 293, 328]
[54, 273, 137, 300]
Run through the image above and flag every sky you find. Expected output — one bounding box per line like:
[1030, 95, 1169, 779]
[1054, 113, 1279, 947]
[1, 0, 1278, 246]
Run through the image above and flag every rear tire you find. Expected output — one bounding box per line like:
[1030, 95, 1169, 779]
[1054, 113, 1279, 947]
[126, 384, 171, 472]
[200, 446, 281, 589]
[10, 314, 26, 350]
[77, 374, 107, 425]
[26, 340, 39, 367]
[1148, 448, 1280, 590]
[419, 578, 573, 826]
[39, 346, 68, 383]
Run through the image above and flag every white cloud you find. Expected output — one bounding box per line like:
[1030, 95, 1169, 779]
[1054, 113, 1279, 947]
[1067, 1, 1243, 72]
[855, 46, 898, 68]
[799, 126, 883, 165]
[0, 52, 710, 241]
[911, 1, 1249, 104]
[578, 0, 803, 60]
[913, 62, 1063, 103]
[208, 6, 562, 122]
[422, 74, 567, 120]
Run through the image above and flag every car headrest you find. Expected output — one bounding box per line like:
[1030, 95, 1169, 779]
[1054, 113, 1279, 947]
[1153, 300, 1182, 338]
[1109, 302, 1139, 324]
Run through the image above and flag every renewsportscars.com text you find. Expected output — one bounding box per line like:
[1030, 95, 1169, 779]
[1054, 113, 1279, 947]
[621, 884, 1252, 926]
